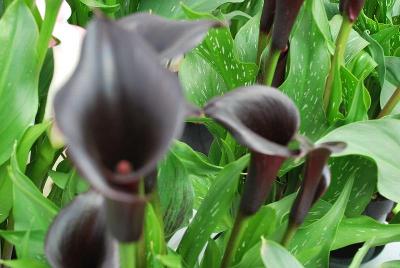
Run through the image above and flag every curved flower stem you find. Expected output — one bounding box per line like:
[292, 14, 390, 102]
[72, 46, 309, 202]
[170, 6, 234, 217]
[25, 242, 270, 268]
[281, 223, 297, 248]
[119, 242, 137, 268]
[37, 0, 62, 68]
[263, 48, 281, 86]
[378, 87, 400, 118]
[323, 15, 353, 111]
[348, 239, 374, 268]
[220, 212, 247, 268]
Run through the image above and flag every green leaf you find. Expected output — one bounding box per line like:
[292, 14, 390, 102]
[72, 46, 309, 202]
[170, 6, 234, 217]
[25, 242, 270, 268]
[48, 170, 89, 194]
[233, 13, 260, 63]
[145, 204, 167, 267]
[333, 216, 400, 250]
[0, 259, 48, 268]
[289, 178, 354, 267]
[0, 0, 40, 165]
[234, 206, 277, 263]
[177, 155, 249, 267]
[156, 253, 182, 268]
[261, 239, 304, 268]
[80, 0, 120, 12]
[171, 141, 221, 177]
[318, 118, 400, 203]
[138, 0, 245, 18]
[382, 260, 400, 268]
[280, 0, 330, 140]
[179, 28, 258, 106]
[0, 164, 12, 223]
[8, 146, 58, 230]
[385, 56, 400, 86]
[158, 152, 194, 237]
[200, 239, 222, 268]
[324, 155, 377, 217]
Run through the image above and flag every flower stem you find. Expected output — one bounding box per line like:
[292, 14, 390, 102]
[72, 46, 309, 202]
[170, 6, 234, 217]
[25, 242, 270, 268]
[220, 212, 247, 268]
[281, 223, 297, 248]
[119, 242, 137, 268]
[37, 0, 62, 68]
[263, 48, 281, 86]
[348, 239, 374, 268]
[323, 15, 353, 111]
[378, 87, 400, 118]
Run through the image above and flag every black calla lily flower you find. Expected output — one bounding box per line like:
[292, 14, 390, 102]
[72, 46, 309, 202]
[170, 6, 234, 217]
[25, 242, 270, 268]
[53, 15, 219, 242]
[204, 86, 300, 215]
[260, 0, 276, 35]
[46, 191, 117, 268]
[271, 0, 305, 51]
[289, 142, 346, 227]
[340, 0, 366, 22]
[117, 13, 223, 63]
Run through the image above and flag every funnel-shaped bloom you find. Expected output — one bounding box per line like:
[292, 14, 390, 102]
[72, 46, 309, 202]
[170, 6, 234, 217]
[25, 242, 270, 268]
[289, 142, 346, 227]
[204, 86, 300, 215]
[46, 191, 117, 268]
[260, 0, 276, 34]
[340, 0, 366, 22]
[271, 0, 305, 51]
[53, 15, 218, 241]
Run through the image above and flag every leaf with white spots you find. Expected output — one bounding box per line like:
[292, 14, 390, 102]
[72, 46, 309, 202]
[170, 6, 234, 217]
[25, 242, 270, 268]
[180, 28, 258, 106]
[280, 0, 330, 140]
[324, 155, 376, 217]
[234, 12, 260, 64]
[177, 154, 249, 267]
[288, 178, 353, 267]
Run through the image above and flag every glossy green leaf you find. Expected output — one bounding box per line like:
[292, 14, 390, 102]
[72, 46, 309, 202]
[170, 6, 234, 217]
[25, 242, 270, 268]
[289, 178, 353, 267]
[145, 204, 167, 267]
[333, 216, 400, 250]
[200, 239, 222, 268]
[382, 260, 400, 268]
[0, 164, 12, 223]
[318, 118, 400, 203]
[0, 259, 48, 268]
[138, 0, 245, 18]
[0, 0, 40, 165]
[8, 147, 58, 230]
[48, 170, 89, 194]
[385, 56, 400, 86]
[0, 229, 46, 261]
[280, 0, 330, 140]
[261, 239, 304, 268]
[158, 152, 194, 237]
[156, 253, 182, 268]
[177, 155, 249, 267]
[233, 13, 260, 63]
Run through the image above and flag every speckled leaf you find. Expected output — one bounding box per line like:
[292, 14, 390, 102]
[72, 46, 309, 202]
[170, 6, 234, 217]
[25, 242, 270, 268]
[0, 230, 46, 261]
[280, 0, 330, 140]
[177, 155, 249, 267]
[137, 0, 245, 18]
[318, 118, 400, 203]
[323, 155, 376, 217]
[180, 28, 258, 106]
[234, 13, 260, 63]
[289, 178, 353, 268]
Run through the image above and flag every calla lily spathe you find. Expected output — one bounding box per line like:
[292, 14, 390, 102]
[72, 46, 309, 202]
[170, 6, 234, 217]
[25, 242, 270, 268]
[340, 0, 366, 22]
[50, 11, 220, 244]
[204, 85, 300, 215]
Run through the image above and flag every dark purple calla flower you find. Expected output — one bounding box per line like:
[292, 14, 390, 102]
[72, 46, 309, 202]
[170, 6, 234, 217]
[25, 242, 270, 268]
[271, 0, 305, 51]
[260, 0, 276, 35]
[53, 15, 219, 242]
[204, 86, 300, 215]
[340, 0, 366, 22]
[45, 191, 117, 268]
[289, 142, 346, 227]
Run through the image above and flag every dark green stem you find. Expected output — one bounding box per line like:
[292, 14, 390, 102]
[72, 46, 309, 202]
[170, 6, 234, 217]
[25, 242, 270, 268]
[119, 242, 137, 268]
[378, 87, 400, 118]
[323, 15, 353, 111]
[220, 212, 247, 268]
[263, 48, 281, 86]
[281, 223, 297, 248]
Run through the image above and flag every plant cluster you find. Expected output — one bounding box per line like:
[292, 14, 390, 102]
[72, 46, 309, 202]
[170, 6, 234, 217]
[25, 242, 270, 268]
[0, 0, 400, 267]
